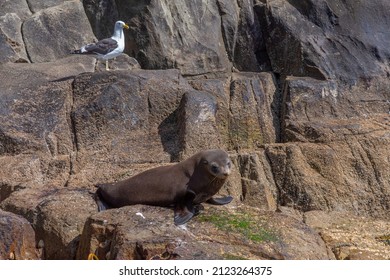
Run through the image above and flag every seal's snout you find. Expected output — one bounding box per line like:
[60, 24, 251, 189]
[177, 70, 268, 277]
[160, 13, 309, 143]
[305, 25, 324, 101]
[217, 166, 231, 179]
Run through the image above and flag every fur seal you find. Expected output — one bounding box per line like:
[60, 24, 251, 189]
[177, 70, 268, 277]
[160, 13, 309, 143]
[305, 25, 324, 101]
[95, 149, 233, 225]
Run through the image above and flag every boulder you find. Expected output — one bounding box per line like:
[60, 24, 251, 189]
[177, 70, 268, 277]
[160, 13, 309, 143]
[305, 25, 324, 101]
[218, 0, 271, 72]
[265, 136, 390, 219]
[0, 210, 39, 260]
[0, 58, 92, 165]
[235, 151, 278, 210]
[34, 188, 97, 259]
[26, 0, 71, 13]
[1, 187, 97, 260]
[95, 54, 141, 71]
[69, 69, 193, 185]
[0, 0, 31, 20]
[23, 1, 96, 63]
[229, 72, 279, 149]
[0, 13, 29, 63]
[305, 211, 390, 260]
[281, 77, 390, 138]
[117, 0, 231, 76]
[77, 204, 332, 260]
[0, 56, 95, 203]
[271, 75, 390, 219]
[255, 0, 390, 83]
[176, 90, 222, 158]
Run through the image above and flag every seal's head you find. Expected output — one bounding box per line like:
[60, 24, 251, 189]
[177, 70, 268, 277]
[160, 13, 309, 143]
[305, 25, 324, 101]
[200, 149, 232, 179]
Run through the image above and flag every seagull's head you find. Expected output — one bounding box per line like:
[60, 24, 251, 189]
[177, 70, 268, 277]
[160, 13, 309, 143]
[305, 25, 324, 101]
[115, 20, 129, 30]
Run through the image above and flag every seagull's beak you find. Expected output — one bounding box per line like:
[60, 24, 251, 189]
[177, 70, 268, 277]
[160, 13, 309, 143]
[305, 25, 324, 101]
[123, 23, 129, 30]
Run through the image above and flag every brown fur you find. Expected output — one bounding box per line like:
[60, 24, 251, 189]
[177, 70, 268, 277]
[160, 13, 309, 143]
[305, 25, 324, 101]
[95, 149, 233, 225]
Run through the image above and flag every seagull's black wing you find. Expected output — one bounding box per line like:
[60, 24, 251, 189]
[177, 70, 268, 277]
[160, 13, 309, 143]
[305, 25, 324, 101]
[83, 38, 118, 55]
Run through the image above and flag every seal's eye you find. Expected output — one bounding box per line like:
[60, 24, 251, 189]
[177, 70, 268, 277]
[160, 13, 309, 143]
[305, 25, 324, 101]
[211, 164, 219, 174]
[202, 160, 208, 165]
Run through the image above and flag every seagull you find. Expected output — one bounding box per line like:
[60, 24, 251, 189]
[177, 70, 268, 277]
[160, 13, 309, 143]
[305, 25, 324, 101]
[71, 21, 129, 70]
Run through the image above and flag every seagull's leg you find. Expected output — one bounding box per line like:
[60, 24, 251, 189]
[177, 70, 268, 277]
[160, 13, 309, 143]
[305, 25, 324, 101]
[105, 60, 109, 71]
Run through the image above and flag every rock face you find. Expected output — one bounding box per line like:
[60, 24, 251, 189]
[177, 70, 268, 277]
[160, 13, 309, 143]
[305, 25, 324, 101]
[0, 0, 95, 64]
[23, 1, 96, 63]
[0, 13, 29, 63]
[305, 211, 390, 260]
[118, 0, 232, 76]
[0, 0, 389, 260]
[0, 210, 39, 260]
[256, 0, 390, 83]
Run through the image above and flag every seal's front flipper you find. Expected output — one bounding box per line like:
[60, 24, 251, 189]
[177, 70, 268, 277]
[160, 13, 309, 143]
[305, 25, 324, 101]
[174, 189, 196, 225]
[174, 206, 194, 225]
[207, 195, 233, 205]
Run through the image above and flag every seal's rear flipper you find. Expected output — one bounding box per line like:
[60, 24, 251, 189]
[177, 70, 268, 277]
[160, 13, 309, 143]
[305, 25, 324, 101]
[207, 195, 233, 205]
[94, 187, 110, 212]
[96, 198, 110, 212]
[192, 204, 204, 216]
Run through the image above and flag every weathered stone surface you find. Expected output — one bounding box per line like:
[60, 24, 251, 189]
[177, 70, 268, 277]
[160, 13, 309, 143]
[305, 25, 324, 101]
[0, 56, 95, 202]
[82, 0, 119, 40]
[256, 0, 390, 83]
[0, 0, 32, 20]
[265, 136, 390, 219]
[1, 187, 97, 260]
[218, 0, 270, 72]
[23, 1, 96, 63]
[189, 77, 231, 144]
[0, 209, 39, 260]
[34, 188, 97, 259]
[26, 0, 69, 13]
[235, 151, 278, 210]
[272, 75, 390, 219]
[1, 185, 53, 222]
[305, 211, 390, 260]
[176, 90, 222, 159]
[0, 56, 95, 91]
[0, 57, 95, 183]
[117, 0, 231, 76]
[0, 70, 72, 154]
[95, 54, 141, 71]
[69, 69, 193, 186]
[229, 72, 279, 149]
[84, 0, 272, 75]
[77, 205, 332, 260]
[0, 155, 62, 205]
[282, 77, 390, 140]
[189, 73, 279, 150]
[0, 13, 29, 63]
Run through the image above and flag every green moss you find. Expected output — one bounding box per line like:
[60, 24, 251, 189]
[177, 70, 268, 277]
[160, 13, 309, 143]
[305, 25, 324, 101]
[198, 210, 278, 243]
[228, 119, 264, 150]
